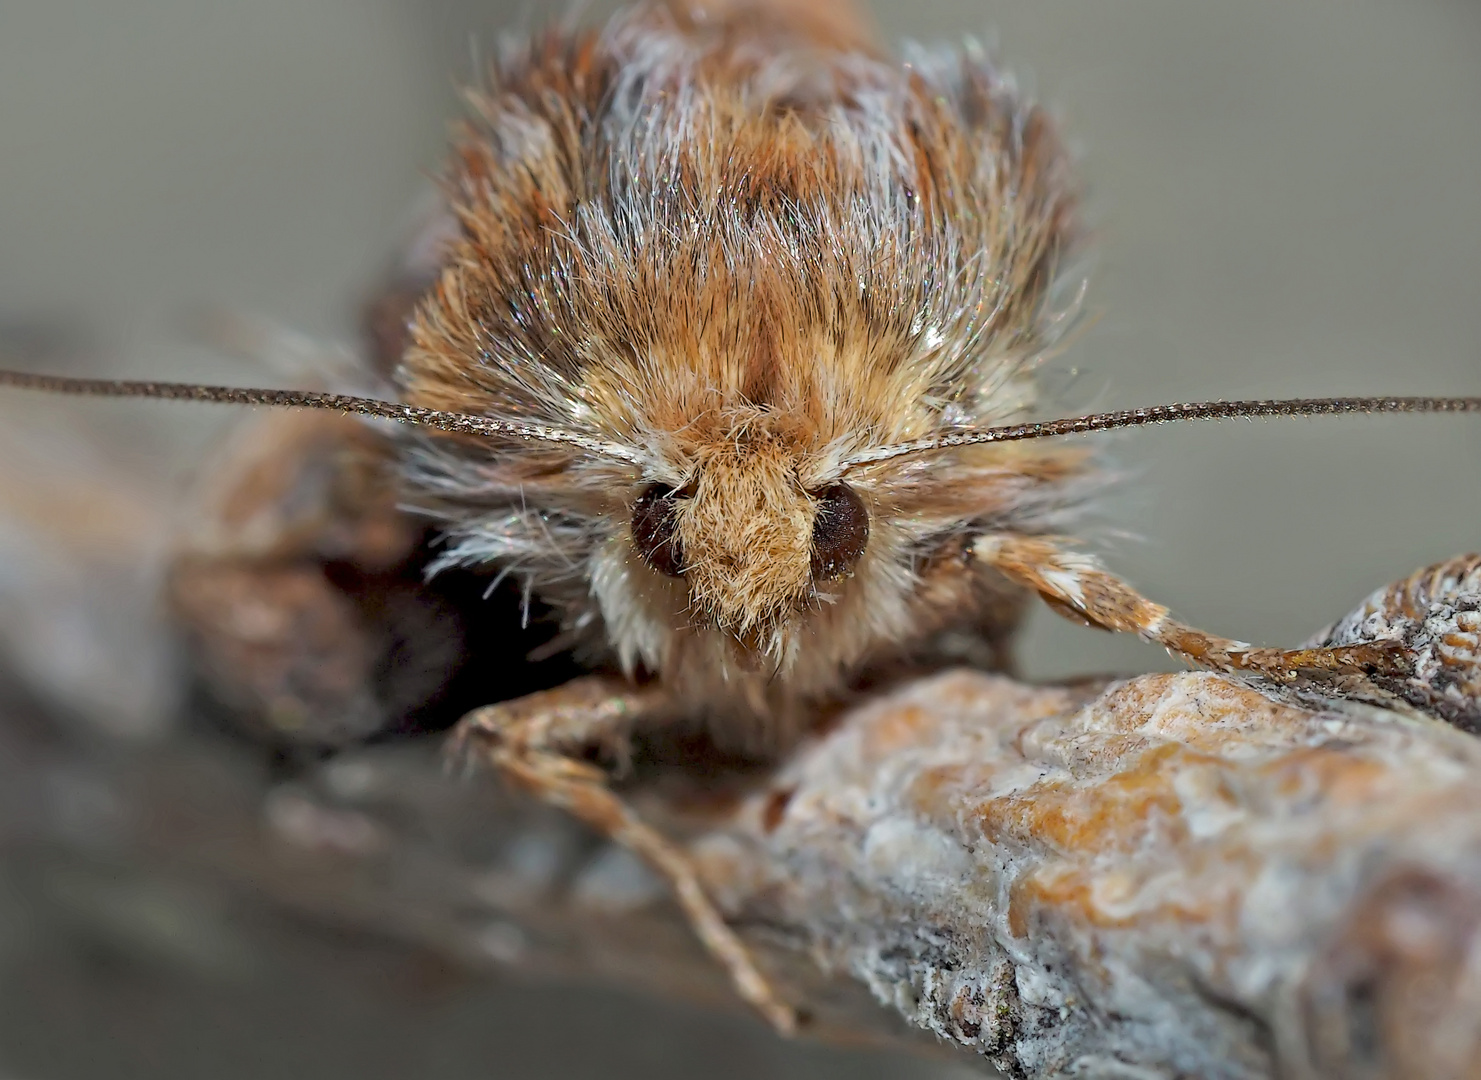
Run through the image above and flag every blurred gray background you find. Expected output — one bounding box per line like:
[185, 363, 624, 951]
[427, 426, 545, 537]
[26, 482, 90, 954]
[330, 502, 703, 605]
[0, 1, 1477, 1077]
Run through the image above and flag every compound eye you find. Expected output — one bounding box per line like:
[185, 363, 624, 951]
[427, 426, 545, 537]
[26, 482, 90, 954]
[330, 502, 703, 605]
[810, 483, 869, 581]
[631, 484, 686, 577]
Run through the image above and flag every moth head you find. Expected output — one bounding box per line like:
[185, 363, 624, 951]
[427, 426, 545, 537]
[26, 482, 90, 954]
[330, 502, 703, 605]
[628, 434, 870, 655]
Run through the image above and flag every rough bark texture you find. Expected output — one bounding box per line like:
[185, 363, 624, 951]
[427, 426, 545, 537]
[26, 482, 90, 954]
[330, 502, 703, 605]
[703, 667, 1481, 1078]
[11, 661, 1481, 1078]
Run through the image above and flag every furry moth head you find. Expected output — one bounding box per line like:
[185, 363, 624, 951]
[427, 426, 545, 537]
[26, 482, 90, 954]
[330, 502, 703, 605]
[397, 0, 1085, 712]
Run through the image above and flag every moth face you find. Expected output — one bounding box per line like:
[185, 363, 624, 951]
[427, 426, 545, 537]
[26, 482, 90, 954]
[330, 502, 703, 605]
[628, 438, 869, 653]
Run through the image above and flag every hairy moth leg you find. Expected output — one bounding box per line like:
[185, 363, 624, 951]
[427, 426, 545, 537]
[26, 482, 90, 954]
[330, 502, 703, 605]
[977, 534, 1411, 683]
[451, 676, 797, 1034]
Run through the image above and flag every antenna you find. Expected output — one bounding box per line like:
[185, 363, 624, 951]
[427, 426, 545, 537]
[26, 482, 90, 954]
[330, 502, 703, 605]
[841, 396, 1481, 469]
[4, 371, 1475, 473]
[0, 369, 646, 466]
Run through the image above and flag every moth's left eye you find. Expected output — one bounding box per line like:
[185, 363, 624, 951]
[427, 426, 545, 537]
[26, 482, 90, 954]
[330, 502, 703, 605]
[810, 483, 869, 581]
[631, 484, 687, 578]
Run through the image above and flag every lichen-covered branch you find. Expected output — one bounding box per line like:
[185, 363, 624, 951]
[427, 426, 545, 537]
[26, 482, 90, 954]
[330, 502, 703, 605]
[11, 656, 1480, 1077]
[699, 665, 1481, 1078]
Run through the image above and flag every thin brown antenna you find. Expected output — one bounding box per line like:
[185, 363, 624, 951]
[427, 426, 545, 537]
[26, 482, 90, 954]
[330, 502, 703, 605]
[841, 396, 1481, 469]
[0, 369, 646, 466]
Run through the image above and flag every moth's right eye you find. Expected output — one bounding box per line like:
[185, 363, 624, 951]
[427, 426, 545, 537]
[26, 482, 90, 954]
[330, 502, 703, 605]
[631, 485, 686, 577]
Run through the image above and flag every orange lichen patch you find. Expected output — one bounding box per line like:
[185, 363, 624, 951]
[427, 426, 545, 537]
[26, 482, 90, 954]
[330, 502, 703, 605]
[1011, 837, 1246, 947]
[903, 763, 970, 810]
[857, 702, 942, 760]
[977, 742, 1201, 855]
[1255, 746, 1396, 809]
[1006, 860, 1241, 940]
[1089, 673, 1310, 753]
[1054, 865, 1238, 930]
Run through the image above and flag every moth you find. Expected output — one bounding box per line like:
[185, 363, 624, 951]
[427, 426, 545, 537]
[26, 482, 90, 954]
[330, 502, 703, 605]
[1, 0, 1477, 1033]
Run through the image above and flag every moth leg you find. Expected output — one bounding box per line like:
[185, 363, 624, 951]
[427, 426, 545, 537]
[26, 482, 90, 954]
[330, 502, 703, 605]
[451, 675, 797, 1034]
[976, 534, 1411, 682]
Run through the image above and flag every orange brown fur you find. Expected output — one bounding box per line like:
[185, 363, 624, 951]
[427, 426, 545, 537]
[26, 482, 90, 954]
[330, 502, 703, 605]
[400, 0, 1087, 748]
